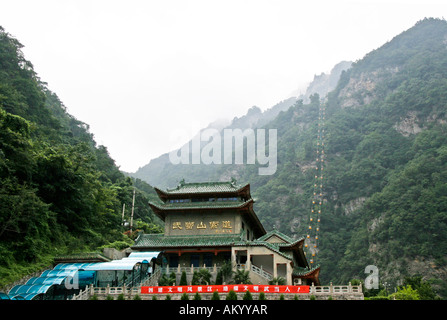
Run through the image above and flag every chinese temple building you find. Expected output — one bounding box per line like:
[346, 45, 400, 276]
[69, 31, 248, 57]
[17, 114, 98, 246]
[132, 180, 320, 286]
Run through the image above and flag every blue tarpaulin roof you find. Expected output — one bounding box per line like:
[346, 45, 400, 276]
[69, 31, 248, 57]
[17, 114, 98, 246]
[7, 252, 160, 300]
[83, 251, 160, 271]
[8, 284, 53, 296]
[9, 263, 98, 300]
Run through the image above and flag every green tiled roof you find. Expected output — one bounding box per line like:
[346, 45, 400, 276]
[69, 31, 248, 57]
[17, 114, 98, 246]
[149, 199, 252, 211]
[132, 231, 304, 261]
[293, 265, 320, 276]
[133, 233, 244, 248]
[257, 229, 296, 243]
[164, 181, 248, 194]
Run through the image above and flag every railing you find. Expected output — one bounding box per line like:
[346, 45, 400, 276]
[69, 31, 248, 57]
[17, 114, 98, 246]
[309, 282, 362, 295]
[141, 268, 161, 287]
[250, 264, 273, 281]
[161, 265, 217, 275]
[71, 284, 140, 300]
[72, 282, 363, 300]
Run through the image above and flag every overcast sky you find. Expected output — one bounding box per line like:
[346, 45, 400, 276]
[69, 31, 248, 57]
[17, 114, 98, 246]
[0, 0, 445, 172]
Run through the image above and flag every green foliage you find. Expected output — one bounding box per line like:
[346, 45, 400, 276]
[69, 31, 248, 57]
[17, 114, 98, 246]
[259, 292, 266, 300]
[391, 285, 420, 300]
[226, 290, 238, 300]
[233, 269, 252, 284]
[179, 270, 188, 285]
[158, 272, 176, 286]
[117, 293, 125, 300]
[211, 291, 220, 300]
[191, 268, 212, 285]
[402, 276, 439, 300]
[243, 290, 253, 300]
[0, 25, 162, 288]
[269, 277, 286, 285]
[181, 292, 189, 300]
[194, 292, 202, 300]
[220, 260, 233, 284]
[215, 269, 223, 285]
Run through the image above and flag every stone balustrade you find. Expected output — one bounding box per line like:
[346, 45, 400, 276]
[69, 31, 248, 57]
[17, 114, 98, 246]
[71, 282, 364, 300]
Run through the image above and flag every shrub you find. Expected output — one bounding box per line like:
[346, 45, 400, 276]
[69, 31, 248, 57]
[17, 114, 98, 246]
[194, 292, 202, 300]
[211, 291, 220, 300]
[226, 290, 238, 300]
[180, 271, 188, 285]
[181, 292, 189, 300]
[243, 290, 253, 300]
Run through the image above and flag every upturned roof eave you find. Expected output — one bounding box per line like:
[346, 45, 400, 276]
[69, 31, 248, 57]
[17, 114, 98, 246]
[154, 183, 251, 199]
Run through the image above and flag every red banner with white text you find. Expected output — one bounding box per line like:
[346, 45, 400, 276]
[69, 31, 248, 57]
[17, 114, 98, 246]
[141, 284, 309, 294]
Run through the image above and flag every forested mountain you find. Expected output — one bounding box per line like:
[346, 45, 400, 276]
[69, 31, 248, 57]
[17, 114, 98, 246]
[1, 17, 446, 298]
[0, 26, 162, 288]
[133, 18, 447, 297]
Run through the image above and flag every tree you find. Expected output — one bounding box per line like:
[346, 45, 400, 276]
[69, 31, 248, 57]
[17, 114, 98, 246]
[220, 261, 233, 284]
[179, 271, 188, 285]
[269, 277, 286, 285]
[191, 268, 212, 285]
[233, 269, 251, 284]
[243, 290, 253, 300]
[211, 291, 220, 300]
[403, 276, 439, 300]
[226, 290, 238, 300]
[215, 270, 223, 285]
[194, 292, 202, 300]
[181, 293, 189, 300]
[392, 285, 420, 300]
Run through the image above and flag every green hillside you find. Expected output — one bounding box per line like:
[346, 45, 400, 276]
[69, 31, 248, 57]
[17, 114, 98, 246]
[250, 18, 447, 296]
[0, 26, 162, 289]
[133, 18, 447, 297]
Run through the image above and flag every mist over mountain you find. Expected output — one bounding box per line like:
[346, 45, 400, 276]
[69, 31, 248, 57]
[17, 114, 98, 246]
[132, 60, 351, 189]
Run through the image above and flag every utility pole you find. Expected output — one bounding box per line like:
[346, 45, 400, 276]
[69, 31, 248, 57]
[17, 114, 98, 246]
[130, 188, 135, 232]
[122, 203, 125, 226]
